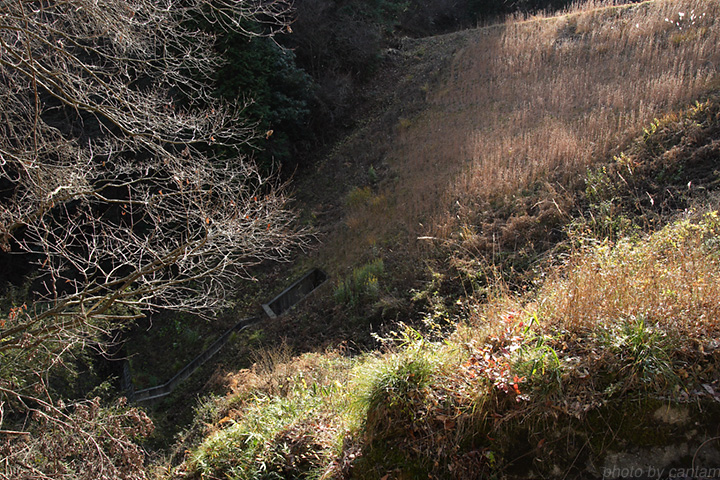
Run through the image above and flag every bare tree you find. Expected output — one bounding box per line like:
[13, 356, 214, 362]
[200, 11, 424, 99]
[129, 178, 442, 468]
[0, 0, 303, 477]
[0, 395, 154, 480]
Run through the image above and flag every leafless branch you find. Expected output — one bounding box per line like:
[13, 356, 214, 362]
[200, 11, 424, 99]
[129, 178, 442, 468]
[0, 0, 305, 476]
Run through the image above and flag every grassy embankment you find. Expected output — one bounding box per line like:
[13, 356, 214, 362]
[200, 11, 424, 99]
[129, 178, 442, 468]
[159, 0, 720, 478]
[318, 0, 719, 271]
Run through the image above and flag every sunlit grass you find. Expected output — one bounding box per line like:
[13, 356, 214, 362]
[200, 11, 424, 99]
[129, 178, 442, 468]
[537, 210, 720, 334]
[185, 350, 358, 480]
[345, 0, 720, 247]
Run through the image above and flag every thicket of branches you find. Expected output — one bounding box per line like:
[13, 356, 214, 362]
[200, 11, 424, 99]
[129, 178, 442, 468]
[0, 1, 304, 478]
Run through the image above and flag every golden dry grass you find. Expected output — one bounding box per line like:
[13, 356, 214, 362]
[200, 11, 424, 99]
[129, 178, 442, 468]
[345, 0, 720, 250]
[537, 210, 720, 334]
[444, 0, 720, 210]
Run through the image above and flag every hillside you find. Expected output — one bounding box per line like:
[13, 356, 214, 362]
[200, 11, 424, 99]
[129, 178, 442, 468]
[245, 0, 720, 350]
[160, 0, 720, 478]
[303, 0, 719, 263]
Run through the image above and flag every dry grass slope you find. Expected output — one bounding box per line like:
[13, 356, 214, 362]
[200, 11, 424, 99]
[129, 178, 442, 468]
[171, 2, 720, 479]
[445, 0, 719, 209]
[345, 0, 720, 251]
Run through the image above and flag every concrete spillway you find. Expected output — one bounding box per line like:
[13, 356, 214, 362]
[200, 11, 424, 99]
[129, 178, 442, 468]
[262, 268, 328, 318]
[126, 268, 328, 403]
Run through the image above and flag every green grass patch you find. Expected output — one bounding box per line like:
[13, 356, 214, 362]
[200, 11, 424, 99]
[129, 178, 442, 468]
[334, 258, 384, 308]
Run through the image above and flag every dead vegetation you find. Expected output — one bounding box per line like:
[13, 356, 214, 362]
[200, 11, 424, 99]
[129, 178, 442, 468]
[170, 1, 720, 478]
[312, 0, 720, 271]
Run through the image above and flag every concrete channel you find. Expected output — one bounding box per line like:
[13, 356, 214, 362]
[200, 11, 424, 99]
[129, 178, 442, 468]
[262, 268, 328, 318]
[125, 268, 328, 403]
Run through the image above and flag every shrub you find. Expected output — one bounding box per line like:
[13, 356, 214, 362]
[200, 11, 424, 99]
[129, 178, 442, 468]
[345, 186, 374, 209]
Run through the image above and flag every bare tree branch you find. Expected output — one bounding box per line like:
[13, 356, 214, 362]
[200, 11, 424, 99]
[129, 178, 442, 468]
[0, 0, 305, 476]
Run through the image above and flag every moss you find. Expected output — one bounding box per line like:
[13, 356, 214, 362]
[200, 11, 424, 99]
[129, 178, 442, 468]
[350, 446, 432, 479]
[584, 399, 720, 465]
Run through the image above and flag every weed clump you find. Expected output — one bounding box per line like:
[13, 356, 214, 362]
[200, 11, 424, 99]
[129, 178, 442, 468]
[334, 259, 384, 308]
[183, 350, 354, 480]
